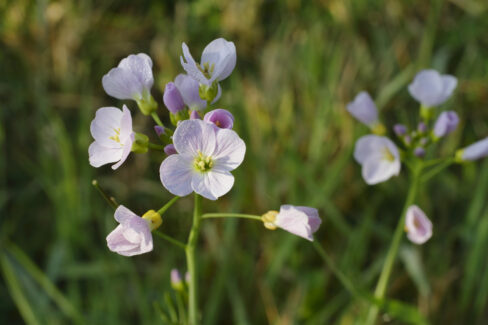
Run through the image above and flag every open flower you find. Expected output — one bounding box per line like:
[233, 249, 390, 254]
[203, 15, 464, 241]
[174, 74, 221, 110]
[102, 53, 154, 102]
[262, 205, 321, 241]
[106, 206, 153, 256]
[456, 137, 488, 161]
[159, 119, 246, 200]
[433, 111, 459, 138]
[89, 105, 134, 170]
[354, 135, 401, 185]
[405, 205, 432, 244]
[180, 38, 236, 86]
[346, 92, 380, 129]
[408, 69, 457, 107]
[204, 109, 234, 129]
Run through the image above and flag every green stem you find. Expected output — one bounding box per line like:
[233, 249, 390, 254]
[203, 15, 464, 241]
[151, 112, 164, 127]
[148, 142, 165, 151]
[186, 194, 202, 325]
[201, 213, 262, 221]
[92, 180, 117, 210]
[153, 231, 186, 250]
[157, 196, 180, 215]
[365, 161, 423, 325]
[421, 158, 453, 183]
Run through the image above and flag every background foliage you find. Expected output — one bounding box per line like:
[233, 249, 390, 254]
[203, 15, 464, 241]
[1, 0, 488, 324]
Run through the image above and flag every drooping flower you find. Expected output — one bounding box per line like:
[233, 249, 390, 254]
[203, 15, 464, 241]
[405, 205, 432, 245]
[456, 137, 488, 161]
[354, 135, 401, 185]
[262, 205, 321, 241]
[163, 82, 185, 113]
[408, 69, 457, 107]
[433, 111, 459, 138]
[89, 105, 134, 170]
[346, 92, 380, 129]
[204, 109, 234, 129]
[106, 206, 160, 256]
[102, 54, 155, 114]
[159, 119, 246, 200]
[180, 38, 236, 86]
[174, 74, 221, 110]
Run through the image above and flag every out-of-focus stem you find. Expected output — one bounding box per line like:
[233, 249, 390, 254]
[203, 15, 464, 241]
[186, 194, 202, 325]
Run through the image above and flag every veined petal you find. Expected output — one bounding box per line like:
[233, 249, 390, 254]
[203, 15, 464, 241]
[173, 120, 216, 156]
[119, 105, 133, 142]
[180, 43, 209, 85]
[88, 142, 123, 167]
[102, 67, 144, 100]
[114, 205, 138, 224]
[160, 154, 194, 197]
[201, 38, 236, 82]
[174, 74, 207, 110]
[212, 128, 246, 171]
[111, 133, 134, 170]
[191, 168, 234, 200]
[118, 53, 154, 91]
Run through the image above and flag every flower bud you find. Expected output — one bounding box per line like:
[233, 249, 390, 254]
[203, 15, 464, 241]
[190, 110, 202, 120]
[262, 211, 279, 230]
[204, 109, 234, 129]
[405, 205, 432, 245]
[199, 82, 219, 103]
[163, 82, 185, 113]
[433, 111, 459, 139]
[142, 210, 162, 230]
[417, 122, 427, 133]
[456, 137, 488, 162]
[170, 269, 184, 291]
[136, 94, 158, 115]
[154, 125, 165, 137]
[164, 144, 177, 156]
[393, 124, 407, 137]
[414, 147, 425, 158]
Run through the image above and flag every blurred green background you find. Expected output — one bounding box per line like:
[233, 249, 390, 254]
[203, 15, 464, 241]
[2, 0, 488, 324]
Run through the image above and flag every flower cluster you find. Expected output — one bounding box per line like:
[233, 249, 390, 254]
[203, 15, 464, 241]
[88, 38, 322, 260]
[347, 69, 488, 245]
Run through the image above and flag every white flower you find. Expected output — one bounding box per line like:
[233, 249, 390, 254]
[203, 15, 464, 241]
[405, 205, 432, 245]
[102, 53, 154, 101]
[262, 205, 322, 241]
[159, 119, 245, 200]
[174, 74, 222, 110]
[408, 69, 457, 107]
[354, 135, 401, 185]
[106, 206, 153, 256]
[346, 91, 379, 128]
[180, 38, 236, 86]
[89, 105, 134, 170]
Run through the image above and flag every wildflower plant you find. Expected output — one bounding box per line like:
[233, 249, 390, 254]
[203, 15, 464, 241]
[347, 69, 488, 324]
[88, 38, 323, 324]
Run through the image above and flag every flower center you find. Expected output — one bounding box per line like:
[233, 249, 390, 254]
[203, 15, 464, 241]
[382, 147, 395, 162]
[193, 151, 214, 172]
[109, 128, 121, 143]
[198, 62, 215, 79]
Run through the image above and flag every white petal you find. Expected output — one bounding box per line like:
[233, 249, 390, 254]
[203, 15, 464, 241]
[212, 128, 246, 171]
[191, 168, 234, 200]
[354, 135, 386, 164]
[173, 120, 216, 156]
[102, 67, 144, 100]
[362, 155, 400, 185]
[201, 38, 236, 82]
[111, 133, 134, 170]
[114, 205, 138, 224]
[462, 137, 488, 161]
[440, 75, 457, 103]
[346, 91, 379, 127]
[160, 154, 194, 197]
[276, 207, 314, 241]
[119, 105, 133, 143]
[180, 43, 209, 85]
[88, 142, 123, 168]
[118, 53, 154, 91]
[90, 107, 124, 148]
[174, 74, 207, 109]
[408, 69, 456, 107]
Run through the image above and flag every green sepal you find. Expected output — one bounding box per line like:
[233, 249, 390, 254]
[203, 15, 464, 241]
[131, 132, 149, 154]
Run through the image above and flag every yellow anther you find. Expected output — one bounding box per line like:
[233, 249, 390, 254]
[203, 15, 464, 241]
[193, 150, 214, 172]
[142, 210, 162, 231]
[109, 128, 121, 143]
[262, 210, 279, 230]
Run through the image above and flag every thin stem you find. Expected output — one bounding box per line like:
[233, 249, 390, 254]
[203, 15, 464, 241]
[157, 196, 180, 215]
[313, 241, 361, 299]
[186, 194, 202, 325]
[151, 112, 164, 127]
[148, 142, 165, 151]
[153, 231, 186, 250]
[365, 161, 423, 325]
[92, 180, 117, 210]
[201, 213, 262, 221]
[421, 158, 454, 183]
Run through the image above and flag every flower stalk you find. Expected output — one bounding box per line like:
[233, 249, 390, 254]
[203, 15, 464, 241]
[186, 194, 202, 325]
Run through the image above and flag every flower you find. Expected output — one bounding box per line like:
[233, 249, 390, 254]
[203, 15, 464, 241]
[433, 111, 459, 138]
[89, 105, 134, 170]
[180, 38, 236, 86]
[174, 74, 221, 110]
[106, 206, 154, 256]
[163, 82, 185, 113]
[159, 119, 246, 200]
[414, 147, 426, 158]
[262, 205, 321, 241]
[456, 137, 488, 161]
[204, 109, 234, 129]
[393, 124, 407, 137]
[408, 69, 457, 107]
[354, 135, 401, 185]
[164, 144, 177, 156]
[346, 92, 380, 128]
[102, 53, 154, 101]
[405, 205, 432, 245]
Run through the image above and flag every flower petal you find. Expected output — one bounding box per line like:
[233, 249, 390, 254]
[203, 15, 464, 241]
[119, 105, 133, 142]
[346, 91, 379, 127]
[118, 53, 154, 91]
[88, 142, 123, 168]
[102, 67, 144, 100]
[90, 107, 124, 148]
[173, 120, 216, 156]
[191, 168, 235, 200]
[111, 132, 134, 170]
[362, 155, 400, 185]
[201, 38, 236, 82]
[160, 154, 194, 197]
[180, 43, 208, 85]
[114, 205, 138, 224]
[212, 128, 246, 171]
